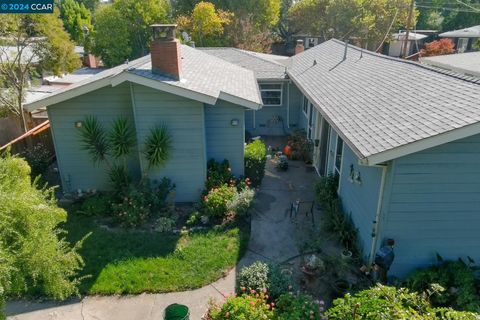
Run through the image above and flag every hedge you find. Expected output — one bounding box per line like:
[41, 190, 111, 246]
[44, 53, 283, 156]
[245, 140, 267, 187]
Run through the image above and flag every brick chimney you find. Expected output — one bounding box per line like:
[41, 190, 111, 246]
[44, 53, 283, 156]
[150, 24, 182, 80]
[295, 39, 305, 55]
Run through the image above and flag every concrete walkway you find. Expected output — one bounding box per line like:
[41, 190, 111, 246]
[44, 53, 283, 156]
[6, 160, 317, 320]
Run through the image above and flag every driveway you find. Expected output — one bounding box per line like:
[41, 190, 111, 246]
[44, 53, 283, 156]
[6, 160, 318, 320]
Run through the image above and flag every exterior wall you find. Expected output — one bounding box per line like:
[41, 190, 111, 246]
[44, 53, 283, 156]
[338, 145, 384, 257]
[288, 83, 304, 130]
[47, 84, 138, 192]
[205, 100, 245, 177]
[381, 133, 480, 277]
[246, 81, 303, 136]
[131, 84, 206, 202]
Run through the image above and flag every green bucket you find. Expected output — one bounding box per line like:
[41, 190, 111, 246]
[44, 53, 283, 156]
[164, 304, 190, 320]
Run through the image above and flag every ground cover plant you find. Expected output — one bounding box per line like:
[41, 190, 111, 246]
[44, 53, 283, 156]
[405, 259, 480, 312]
[326, 285, 478, 320]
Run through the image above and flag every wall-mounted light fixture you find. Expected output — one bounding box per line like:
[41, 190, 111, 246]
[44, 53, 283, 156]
[314, 139, 320, 147]
[74, 121, 83, 128]
[231, 119, 239, 127]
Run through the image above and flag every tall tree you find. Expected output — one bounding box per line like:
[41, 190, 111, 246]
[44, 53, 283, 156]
[416, 0, 480, 31]
[76, 0, 99, 12]
[172, 0, 281, 30]
[287, 0, 413, 48]
[91, 4, 131, 67]
[0, 153, 86, 318]
[0, 11, 81, 132]
[177, 1, 233, 47]
[60, 0, 93, 45]
[91, 0, 171, 67]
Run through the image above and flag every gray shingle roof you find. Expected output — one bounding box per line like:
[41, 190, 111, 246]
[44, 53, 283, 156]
[130, 45, 262, 105]
[198, 47, 287, 80]
[420, 52, 480, 78]
[439, 25, 480, 38]
[25, 44, 262, 109]
[288, 39, 480, 162]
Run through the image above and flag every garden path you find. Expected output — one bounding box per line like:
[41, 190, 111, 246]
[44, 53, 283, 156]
[6, 160, 319, 320]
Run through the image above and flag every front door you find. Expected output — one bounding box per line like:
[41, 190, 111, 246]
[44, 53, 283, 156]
[313, 117, 330, 176]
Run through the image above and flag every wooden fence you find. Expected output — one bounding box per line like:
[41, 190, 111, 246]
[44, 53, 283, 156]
[0, 120, 55, 158]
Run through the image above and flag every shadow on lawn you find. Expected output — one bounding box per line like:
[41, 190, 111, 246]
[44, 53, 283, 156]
[64, 212, 182, 294]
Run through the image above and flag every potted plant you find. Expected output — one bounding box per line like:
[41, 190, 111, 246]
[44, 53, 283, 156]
[332, 279, 350, 296]
[301, 254, 325, 277]
[341, 249, 353, 260]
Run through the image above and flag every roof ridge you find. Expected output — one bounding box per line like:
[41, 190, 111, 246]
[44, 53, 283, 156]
[329, 38, 480, 85]
[230, 47, 289, 68]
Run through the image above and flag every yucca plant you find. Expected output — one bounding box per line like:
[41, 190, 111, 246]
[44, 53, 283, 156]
[144, 125, 172, 170]
[109, 117, 136, 159]
[79, 116, 109, 164]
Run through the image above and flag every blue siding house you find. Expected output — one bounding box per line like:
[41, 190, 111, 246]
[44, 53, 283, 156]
[26, 28, 480, 278]
[25, 25, 262, 202]
[287, 39, 480, 277]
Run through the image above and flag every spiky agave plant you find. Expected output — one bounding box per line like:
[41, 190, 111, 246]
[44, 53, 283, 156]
[108, 117, 136, 160]
[78, 116, 109, 164]
[143, 125, 172, 170]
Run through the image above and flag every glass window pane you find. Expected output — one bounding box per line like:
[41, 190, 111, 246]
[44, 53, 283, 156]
[335, 137, 343, 173]
[260, 84, 282, 90]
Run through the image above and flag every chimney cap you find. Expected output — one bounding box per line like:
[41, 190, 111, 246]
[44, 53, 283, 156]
[296, 39, 304, 45]
[151, 24, 177, 41]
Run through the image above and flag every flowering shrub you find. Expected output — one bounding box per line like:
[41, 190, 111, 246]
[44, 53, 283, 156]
[206, 159, 233, 191]
[245, 140, 267, 187]
[238, 261, 270, 292]
[226, 187, 255, 218]
[111, 188, 151, 227]
[238, 261, 294, 300]
[201, 184, 237, 218]
[275, 293, 324, 320]
[208, 291, 274, 320]
[267, 265, 295, 300]
[286, 130, 312, 162]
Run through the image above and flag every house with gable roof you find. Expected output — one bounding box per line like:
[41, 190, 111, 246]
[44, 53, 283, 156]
[25, 26, 480, 277]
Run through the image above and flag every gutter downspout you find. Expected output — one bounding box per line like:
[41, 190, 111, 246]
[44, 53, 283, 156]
[287, 81, 290, 129]
[368, 163, 388, 267]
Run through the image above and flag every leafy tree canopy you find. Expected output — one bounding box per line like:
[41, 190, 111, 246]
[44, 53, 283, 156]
[60, 0, 93, 45]
[416, 0, 480, 31]
[172, 0, 281, 29]
[287, 0, 414, 49]
[0, 11, 80, 131]
[0, 153, 86, 318]
[177, 1, 233, 46]
[420, 38, 455, 56]
[91, 0, 171, 67]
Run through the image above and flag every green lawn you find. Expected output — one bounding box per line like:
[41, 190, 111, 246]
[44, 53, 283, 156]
[64, 213, 249, 295]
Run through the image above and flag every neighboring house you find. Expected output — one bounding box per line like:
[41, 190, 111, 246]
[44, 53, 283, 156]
[383, 32, 429, 57]
[25, 25, 262, 202]
[420, 51, 480, 78]
[25, 27, 480, 278]
[439, 25, 480, 53]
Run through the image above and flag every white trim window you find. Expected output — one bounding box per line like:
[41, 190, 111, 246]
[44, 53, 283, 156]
[259, 83, 283, 106]
[334, 136, 344, 177]
[302, 95, 309, 116]
[457, 38, 469, 53]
